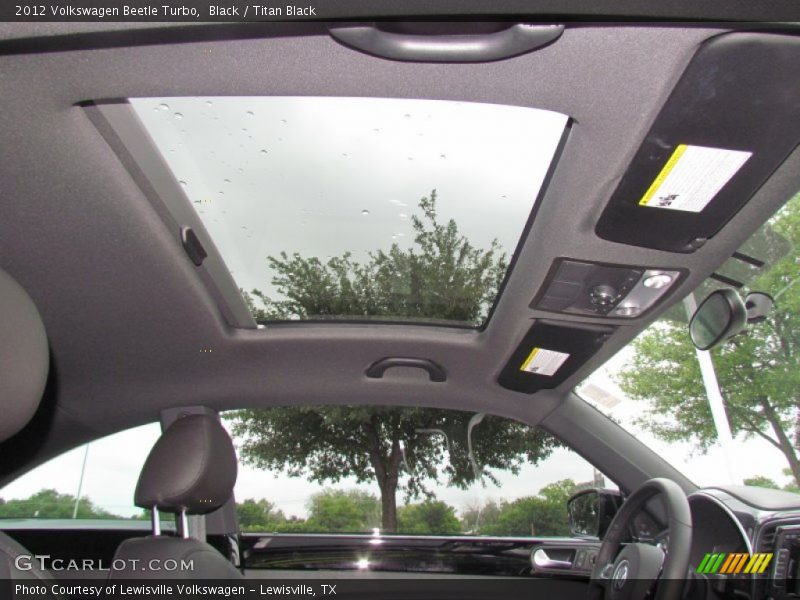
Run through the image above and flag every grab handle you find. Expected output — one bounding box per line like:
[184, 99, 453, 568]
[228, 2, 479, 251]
[365, 357, 447, 382]
[329, 23, 564, 63]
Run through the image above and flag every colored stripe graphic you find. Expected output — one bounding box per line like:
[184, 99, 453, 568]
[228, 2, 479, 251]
[732, 553, 749, 574]
[719, 553, 737, 573]
[697, 552, 773, 575]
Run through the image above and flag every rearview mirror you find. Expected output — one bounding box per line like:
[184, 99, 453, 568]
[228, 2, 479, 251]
[689, 288, 747, 351]
[567, 489, 623, 539]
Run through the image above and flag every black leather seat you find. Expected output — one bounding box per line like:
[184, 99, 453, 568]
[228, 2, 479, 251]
[107, 413, 243, 580]
[0, 268, 59, 594]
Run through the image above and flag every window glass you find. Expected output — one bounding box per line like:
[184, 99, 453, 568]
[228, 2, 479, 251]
[580, 191, 800, 492]
[225, 406, 615, 536]
[0, 423, 161, 522]
[131, 97, 568, 327]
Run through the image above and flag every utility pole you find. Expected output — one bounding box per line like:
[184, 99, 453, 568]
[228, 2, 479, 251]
[683, 295, 742, 485]
[72, 444, 90, 519]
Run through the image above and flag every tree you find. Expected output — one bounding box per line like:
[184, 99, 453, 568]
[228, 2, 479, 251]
[236, 498, 289, 532]
[306, 489, 380, 533]
[617, 193, 800, 485]
[0, 489, 121, 519]
[398, 500, 461, 535]
[244, 190, 508, 325]
[479, 479, 576, 536]
[230, 192, 561, 532]
[743, 476, 780, 489]
[460, 499, 502, 534]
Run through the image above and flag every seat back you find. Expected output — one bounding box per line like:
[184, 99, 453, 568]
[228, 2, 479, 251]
[108, 413, 242, 580]
[0, 268, 59, 595]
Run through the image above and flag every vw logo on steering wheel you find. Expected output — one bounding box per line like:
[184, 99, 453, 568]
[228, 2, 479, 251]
[612, 560, 630, 590]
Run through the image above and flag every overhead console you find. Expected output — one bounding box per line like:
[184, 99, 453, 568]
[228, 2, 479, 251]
[532, 258, 683, 319]
[595, 32, 800, 253]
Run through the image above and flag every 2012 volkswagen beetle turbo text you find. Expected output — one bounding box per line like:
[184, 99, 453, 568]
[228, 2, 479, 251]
[2, 4, 800, 600]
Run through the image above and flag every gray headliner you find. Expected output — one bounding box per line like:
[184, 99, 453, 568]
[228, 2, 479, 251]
[1, 23, 797, 492]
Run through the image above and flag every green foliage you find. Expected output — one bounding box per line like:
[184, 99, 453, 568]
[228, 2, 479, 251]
[229, 406, 559, 532]
[306, 489, 380, 533]
[461, 500, 502, 534]
[464, 479, 576, 536]
[244, 190, 507, 325]
[0, 489, 122, 520]
[236, 498, 291, 532]
[232, 192, 559, 532]
[743, 476, 780, 489]
[397, 500, 462, 535]
[617, 193, 800, 485]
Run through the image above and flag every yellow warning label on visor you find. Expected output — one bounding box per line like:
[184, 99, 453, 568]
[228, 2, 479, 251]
[639, 144, 751, 212]
[520, 347, 570, 376]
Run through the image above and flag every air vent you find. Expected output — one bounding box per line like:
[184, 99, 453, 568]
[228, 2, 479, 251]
[759, 524, 778, 551]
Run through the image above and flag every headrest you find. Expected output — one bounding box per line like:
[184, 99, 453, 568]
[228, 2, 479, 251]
[134, 414, 238, 515]
[0, 268, 48, 443]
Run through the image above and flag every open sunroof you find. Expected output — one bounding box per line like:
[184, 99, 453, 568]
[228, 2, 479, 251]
[131, 97, 568, 327]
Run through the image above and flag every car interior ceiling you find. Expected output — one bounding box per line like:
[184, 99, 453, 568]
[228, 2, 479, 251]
[2, 17, 800, 597]
[4, 22, 799, 490]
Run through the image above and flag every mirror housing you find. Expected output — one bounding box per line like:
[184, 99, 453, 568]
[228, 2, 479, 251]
[567, 488, 623, 539]
[744, 291, 774, 324]
[689, 288, 747, 351]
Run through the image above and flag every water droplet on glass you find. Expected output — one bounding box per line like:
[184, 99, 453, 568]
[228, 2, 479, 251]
[280, 119, 287, 124]
[205, 100, 213, 106]
[158, 103, 169, 111]
[361, 209, 370, 216]
[399, 213, 407, 220]
[224, 179, 231, 184]
[173, 112, 183, 120]
[246, 111, 254, 117]
[404, 113, 411, 118]
[218, 191, 224, 195]
[179, 180, 187, 187]
[238, 167, 244, 173]
[260, 149, 268, 155]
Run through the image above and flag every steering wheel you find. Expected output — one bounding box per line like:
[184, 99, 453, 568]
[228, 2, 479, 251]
[589, 478, 693, 600]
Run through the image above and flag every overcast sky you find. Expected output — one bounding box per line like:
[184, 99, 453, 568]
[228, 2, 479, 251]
[131, 96, 567, 304]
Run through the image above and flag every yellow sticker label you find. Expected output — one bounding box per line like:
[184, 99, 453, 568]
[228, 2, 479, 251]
[638, 144, 751, 212]
[639, 144, 688, 206]
[520, 347, 570, 376]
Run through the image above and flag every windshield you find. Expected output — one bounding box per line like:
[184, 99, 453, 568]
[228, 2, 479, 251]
[0, 407, 614, 539]
[581, 191, 800, 492]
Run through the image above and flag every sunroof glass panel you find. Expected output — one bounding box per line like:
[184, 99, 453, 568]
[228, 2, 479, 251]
[131, 97, 567, 327]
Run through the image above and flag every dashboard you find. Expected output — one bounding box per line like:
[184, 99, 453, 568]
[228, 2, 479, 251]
[529, 485, 800, 600]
